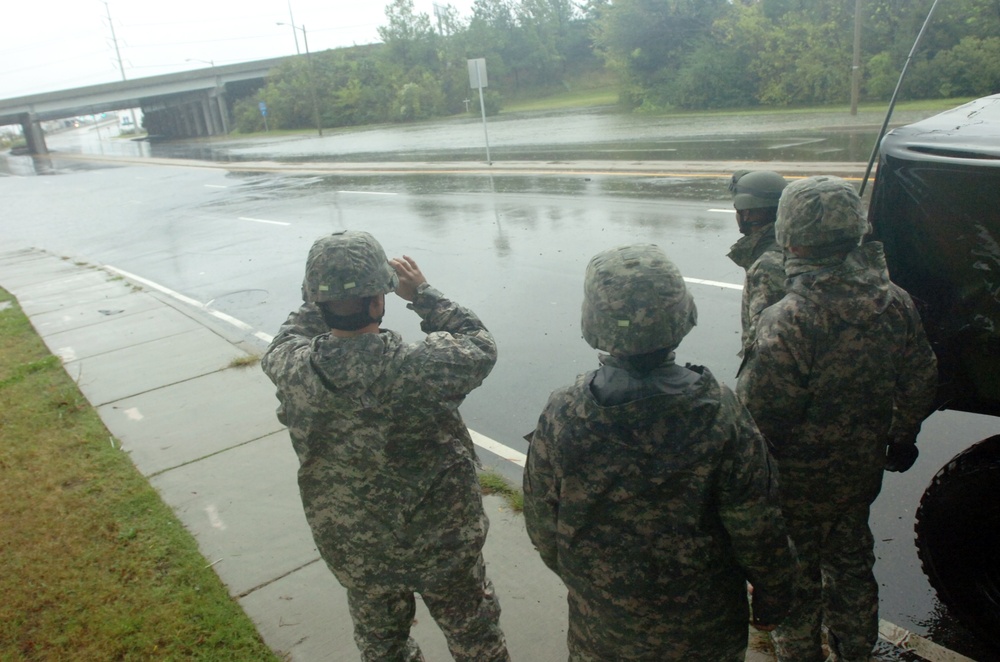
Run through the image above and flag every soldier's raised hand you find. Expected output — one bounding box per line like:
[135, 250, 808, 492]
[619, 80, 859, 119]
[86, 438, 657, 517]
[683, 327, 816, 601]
[390, 255, 428, 302]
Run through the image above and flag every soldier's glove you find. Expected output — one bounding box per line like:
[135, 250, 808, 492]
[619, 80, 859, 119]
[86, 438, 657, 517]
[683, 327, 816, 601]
[885, 441, 919, 473]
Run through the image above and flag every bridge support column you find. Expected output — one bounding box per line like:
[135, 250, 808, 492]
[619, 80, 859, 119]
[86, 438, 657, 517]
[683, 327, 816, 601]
[181, 103, 198, 136]
[213, 88, 230, 135]
[200, 95, 218, 136]
[18, 113, 48, 155]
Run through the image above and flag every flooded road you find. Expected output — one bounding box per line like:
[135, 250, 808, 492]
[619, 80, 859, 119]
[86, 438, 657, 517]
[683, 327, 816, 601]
[2, 106, 996, 660]
[18, 104, 940, 167]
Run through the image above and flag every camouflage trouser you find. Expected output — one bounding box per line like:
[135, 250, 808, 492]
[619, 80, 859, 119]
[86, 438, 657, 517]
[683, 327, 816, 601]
[564, 586, 748, 662]
[346, 553, 509, 662]
[568, 637, 745, 662]
[771, 504, 878, 662]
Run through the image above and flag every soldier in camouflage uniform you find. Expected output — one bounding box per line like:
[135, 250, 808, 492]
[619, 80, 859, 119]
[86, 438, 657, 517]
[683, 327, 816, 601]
[261, 231, 509, 662]
[523, 244, 797, 661]
[727, 170, 789, 353]
[736, 176, 938, 662]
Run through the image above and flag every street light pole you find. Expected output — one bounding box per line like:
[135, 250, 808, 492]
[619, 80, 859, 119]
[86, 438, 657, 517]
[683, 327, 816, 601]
[851, 0, 863, 116]
[103, 1, 138, 133]
[287, 1, 301, 55]
[277, 22, 322, 136]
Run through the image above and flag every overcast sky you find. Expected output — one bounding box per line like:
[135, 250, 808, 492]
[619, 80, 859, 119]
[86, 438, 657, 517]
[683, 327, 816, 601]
[2, 0, 476, 99]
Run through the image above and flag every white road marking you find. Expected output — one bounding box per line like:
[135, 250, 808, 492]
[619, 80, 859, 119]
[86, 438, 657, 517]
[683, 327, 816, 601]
[106, 266, 204, 308]
[684, 276, 743, 291]
[470, 429, 527, 468]
[238, 216, 291, 226]
[206, 309, 255, 332]
[204, 184, 228, 189]
[708, 208, 735, 213]
[337, 190, 398, 196]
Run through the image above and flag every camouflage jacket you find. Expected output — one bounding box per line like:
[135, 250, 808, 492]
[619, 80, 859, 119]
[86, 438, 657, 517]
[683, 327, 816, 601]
[728, 223, 786, 352]
[737, 242, 938, 507]
[524, 356, 795, 657]
[261, 285, 497, 589]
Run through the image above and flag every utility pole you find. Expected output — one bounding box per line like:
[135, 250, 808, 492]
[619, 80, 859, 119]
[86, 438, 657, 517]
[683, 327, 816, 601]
[103, 1, 126, 81]
[287, 1, 301, 55]
[302, 26, 322, 137]
[851, 0, 863, 116]
[103, 1, 138, 132]
[277, 22, 322, 136]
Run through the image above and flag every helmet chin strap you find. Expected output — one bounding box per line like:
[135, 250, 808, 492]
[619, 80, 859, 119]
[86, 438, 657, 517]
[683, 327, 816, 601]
[737, 211, 773, 236]
[318, 301, 383, 331]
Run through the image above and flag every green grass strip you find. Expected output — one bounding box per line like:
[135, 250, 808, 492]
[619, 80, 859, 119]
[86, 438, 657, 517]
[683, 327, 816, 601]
[0, 289, 279, 661]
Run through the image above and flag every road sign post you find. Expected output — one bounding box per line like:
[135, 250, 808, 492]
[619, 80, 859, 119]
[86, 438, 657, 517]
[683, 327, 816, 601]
[468, 58, 491, 165]
[258, 101, 269, 132]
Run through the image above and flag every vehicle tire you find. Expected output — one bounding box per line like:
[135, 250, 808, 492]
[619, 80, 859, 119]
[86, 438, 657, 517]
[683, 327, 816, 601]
[915, 434, 1000, 648]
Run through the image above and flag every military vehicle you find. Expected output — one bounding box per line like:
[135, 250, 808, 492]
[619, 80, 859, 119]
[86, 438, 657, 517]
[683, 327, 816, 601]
[867, 93, 1000, 648]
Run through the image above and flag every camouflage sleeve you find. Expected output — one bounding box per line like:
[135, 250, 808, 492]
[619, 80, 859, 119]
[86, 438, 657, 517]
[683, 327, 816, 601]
[410, 284, 491, 338]
[406, 284, 498, 400]
[259, 304, 331, 424]
[260, 303, 328, 386]
[744, 254, 786, 341]
[523, 394, 564, 574]
[889, 292, 939, 444]
[736, 301, 812, 451]
[715, 388, 796, 619]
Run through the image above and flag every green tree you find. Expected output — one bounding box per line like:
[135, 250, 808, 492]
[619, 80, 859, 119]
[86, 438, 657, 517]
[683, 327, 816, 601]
[594, 0, 729, 108]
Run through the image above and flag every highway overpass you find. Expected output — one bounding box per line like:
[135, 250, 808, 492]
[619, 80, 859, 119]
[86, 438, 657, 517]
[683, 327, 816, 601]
[0, 56, 293, 154]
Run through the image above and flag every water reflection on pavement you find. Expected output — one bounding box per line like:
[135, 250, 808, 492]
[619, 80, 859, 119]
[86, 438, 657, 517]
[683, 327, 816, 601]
[5, 105, 943, 172]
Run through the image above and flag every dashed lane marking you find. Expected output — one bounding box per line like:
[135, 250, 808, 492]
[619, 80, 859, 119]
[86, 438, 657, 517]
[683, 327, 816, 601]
[470, 429, 527, 468]
[238, 216, 291, 226]
[684, 276, 743, 291]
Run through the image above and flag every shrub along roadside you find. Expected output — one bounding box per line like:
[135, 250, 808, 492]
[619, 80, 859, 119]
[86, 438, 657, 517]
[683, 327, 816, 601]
[0, 289, 279, 661]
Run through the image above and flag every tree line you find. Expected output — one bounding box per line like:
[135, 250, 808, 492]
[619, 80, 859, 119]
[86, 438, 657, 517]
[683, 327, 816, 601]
[232, 0, 1000, 132]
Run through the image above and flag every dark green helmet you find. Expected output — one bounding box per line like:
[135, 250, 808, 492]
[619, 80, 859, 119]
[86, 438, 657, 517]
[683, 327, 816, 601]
[581, 244, 697, 357]
[730, 170, 788, 211]
[302, 231, 398, 303]
[775, 175, 870, 248]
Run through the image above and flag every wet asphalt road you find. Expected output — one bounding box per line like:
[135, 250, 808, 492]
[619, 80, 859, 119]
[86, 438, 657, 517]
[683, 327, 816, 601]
[2, 110, 997, 660]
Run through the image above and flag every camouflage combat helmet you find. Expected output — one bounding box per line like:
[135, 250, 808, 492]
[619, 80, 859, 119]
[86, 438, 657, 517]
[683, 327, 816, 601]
[730, 170, 788, 211]
[302, 231, 398, 303]
[581, 244, 697, 356]
[775, 175, 870, 248]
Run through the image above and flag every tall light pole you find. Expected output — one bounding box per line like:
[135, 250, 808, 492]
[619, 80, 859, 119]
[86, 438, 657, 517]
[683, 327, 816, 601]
[277, 22, 322, 136]
[287, 1, 300, 55]
[103, 1, 138, 132]
[851, 0, 863, 116]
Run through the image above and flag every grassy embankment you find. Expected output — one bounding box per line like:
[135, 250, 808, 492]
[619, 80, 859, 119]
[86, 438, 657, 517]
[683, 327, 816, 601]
[0, 288, 280, 661]
[230, 79, 973, 140]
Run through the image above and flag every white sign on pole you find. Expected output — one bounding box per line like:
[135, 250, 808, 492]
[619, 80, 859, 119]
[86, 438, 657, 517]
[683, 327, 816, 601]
[467, 58, 492, 164]
[468, 58, 488, 89]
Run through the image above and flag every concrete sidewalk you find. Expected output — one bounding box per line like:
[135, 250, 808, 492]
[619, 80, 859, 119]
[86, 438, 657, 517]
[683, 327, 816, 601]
[0, 247, 776, 661]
